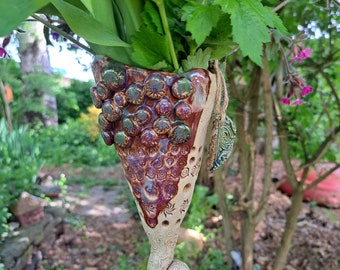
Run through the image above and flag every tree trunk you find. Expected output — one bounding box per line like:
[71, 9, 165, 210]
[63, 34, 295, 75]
[17, 19, 58, 126]
[272, 185, 304, 270]
[241, 214, 256, 270]
[214, 165, 234, 267]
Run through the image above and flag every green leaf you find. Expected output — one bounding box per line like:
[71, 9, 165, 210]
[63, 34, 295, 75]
[50, 0, 129, 47]
[203, 13, 238, 59]
[214, 0, 288, 66]
[113, 0, 144, 43]
[131, 27, 172, 70]
[205, 41, 239, 60]
[182, 48, 212, 71]
[142, 1, 163, 34]
[79, 0, 94, 14]
[182, 3, 221, 46]
[0, 0, 50, 36]
[88, 43, 134, 66]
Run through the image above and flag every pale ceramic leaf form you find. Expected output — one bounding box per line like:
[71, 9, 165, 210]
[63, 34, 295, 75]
[209, 115, 236, 171]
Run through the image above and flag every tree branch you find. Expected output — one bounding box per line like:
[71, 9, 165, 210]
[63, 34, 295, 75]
[300, 125, 340, 169]
[254, 53, 273, 224]
[305, 163, 340, 190]
[273, 0, 292, 13]
[32, 14, 94, 54]
[273, 96, 298, 189]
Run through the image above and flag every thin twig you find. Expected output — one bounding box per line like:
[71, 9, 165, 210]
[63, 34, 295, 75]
[300, 126, 340, 170]
[273, 0, 292, 13]
[304, 163, 340, 190]
[32, 14, 94, 54]
[254, 52, 274, 225]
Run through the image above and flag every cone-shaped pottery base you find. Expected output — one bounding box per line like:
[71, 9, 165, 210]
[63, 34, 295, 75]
[91, 56, 217, 270]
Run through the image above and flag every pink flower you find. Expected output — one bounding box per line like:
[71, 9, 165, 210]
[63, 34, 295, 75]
[280, 98, 291, 105]
[0, 47, 8, 58]
[301, 86, 313, 96]
[291, 48, 313, 63]
[1, 36, 10, 58]
[291, 99, 305, 106]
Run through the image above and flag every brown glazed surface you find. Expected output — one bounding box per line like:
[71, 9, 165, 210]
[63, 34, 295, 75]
[91, 56, 211, 228]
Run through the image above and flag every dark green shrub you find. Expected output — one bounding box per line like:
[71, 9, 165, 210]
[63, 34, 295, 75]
[0, 119, 43, 241]
[57, 79, 94, 123]
[35, 119, 120, 166]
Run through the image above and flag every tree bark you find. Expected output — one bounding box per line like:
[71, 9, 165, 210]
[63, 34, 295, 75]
[213, 165, 234, 267]
[17, 19, 58, 126]
[272, 185, 304, 270]
[241, 214, 256, 270]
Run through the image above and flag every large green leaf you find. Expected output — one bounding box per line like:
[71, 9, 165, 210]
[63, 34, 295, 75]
[88, 43, 134, 66]
[0, 0, 50, 36]
[214, 0, 288, 66]
[182, 3, 221, 46]
[50, 0, 129, 47]
[131, 27, 172, 70]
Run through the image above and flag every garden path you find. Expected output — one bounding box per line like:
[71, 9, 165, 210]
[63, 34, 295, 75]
[38, 160, 340, 270]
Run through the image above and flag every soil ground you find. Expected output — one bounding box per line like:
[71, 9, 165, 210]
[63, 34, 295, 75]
[37, 158, 340, 270]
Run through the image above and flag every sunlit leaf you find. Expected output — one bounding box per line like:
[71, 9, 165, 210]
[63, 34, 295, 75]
[0, 0, 50, 36]
[50, 0, 129, 47]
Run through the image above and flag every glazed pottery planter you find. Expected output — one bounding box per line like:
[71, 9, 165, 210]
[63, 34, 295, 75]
[90, 56, 218, 269]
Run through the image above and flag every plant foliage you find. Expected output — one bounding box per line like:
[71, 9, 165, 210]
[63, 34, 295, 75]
[0, 119, 43, 241]
[1, 0, 288, 70]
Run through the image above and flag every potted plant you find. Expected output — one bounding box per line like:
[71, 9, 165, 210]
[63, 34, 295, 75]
[1, 1, 287, 268]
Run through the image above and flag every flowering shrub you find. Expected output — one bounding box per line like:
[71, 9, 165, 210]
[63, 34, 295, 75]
[79, 105, 102, 141]
[0, 36, 10, 58]
[291, 48, 313, 63]
[279, 40, 314, 106]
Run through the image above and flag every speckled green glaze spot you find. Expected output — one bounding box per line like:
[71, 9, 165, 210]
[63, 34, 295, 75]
[102, 100, 122, 122]
[89, 86, 103, 108]
[114, 131, 131, 147]
[122, 118, 140, 136]
[126, 83, 144, 105]
[144, 73, 167, 99]
[98, 113, 113, 131]
[134, 108, 151, 125]
[171, 77, 193, 99]
[102, 67, 125, 91]
[169, 125, 191, 144]
[153, 118, 171, 135]
[96, 82, 111, 100]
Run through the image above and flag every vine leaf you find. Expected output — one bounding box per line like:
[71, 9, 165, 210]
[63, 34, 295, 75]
[182, 48, 212, 71]
[214, 0, 288, 66]
[182, 3, 221, 46]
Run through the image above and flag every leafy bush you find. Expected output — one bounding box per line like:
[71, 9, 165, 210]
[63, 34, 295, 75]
[78, 105, 102, 141]
[56, 79, 94, 123]
[275, 70, 339, 163]
[0, 119, 43, 241]
[182, 185, 218, 231]
[35, 119, 120, 166]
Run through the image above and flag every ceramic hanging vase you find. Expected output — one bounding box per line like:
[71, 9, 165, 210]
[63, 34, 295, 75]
[90, 56, 217, 270]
